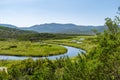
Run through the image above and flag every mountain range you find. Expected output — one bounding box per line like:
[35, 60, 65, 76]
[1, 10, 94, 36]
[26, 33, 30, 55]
[0, 23, 107, 34]
[0, 24, 17, 28]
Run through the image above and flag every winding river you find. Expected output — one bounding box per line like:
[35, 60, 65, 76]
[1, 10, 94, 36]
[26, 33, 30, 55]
[0, 46, 85, 60]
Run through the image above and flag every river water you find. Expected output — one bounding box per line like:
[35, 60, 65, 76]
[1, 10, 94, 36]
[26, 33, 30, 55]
[0, 46, 85, 60]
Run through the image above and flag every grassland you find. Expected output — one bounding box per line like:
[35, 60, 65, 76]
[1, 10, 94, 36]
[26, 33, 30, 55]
[0, 35, 97, 58]
[0, 41, 67, 57]
[0, 35, 97, 70]
[44, 36, 97, 53]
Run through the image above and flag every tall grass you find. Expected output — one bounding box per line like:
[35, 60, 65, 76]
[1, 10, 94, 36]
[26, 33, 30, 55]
[0, 41, 67, 57]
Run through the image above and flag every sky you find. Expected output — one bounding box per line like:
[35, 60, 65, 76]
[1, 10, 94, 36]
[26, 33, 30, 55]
[0, 0, 120, 27]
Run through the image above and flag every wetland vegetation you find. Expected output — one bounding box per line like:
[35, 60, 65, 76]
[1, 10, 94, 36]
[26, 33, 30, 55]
[0, 41, 67, 57]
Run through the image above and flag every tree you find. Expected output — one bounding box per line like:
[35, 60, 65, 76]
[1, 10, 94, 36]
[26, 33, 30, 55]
[105, 16, 120, 35]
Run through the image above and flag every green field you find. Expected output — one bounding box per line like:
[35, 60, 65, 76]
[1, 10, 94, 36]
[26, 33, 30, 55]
[0, 36, 96, 57]
[0, 41, 67, 57]
[44, 36, 97, 52]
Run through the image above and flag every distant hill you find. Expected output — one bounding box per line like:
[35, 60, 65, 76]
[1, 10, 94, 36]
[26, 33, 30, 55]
[0, 26, 37, 39]
[0, 24, 17, 28]
[21, 23, 107, 34]
[0, 23, 108, 35]
[0, 26, 74, 41]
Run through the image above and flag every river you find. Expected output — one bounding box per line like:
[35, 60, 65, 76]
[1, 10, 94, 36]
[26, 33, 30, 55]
[0, 46, 85, 60]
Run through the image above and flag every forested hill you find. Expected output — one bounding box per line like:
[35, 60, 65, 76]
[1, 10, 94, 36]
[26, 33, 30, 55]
[21, 23, 107, 34]
[0, 26, 75, 41]
[0, 26, 37, 39]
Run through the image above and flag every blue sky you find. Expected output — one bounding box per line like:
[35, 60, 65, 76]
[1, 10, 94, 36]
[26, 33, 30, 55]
[0, 0, 119, 27]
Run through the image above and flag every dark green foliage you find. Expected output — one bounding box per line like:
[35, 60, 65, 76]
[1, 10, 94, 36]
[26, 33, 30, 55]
[7, 56, 89, 80]
[8, 65, 22, 80]
[105, 17, 120, 35]
[0, 71, 8, 80]
[0, 26, 37, 40]
[89, 16, 120, 80]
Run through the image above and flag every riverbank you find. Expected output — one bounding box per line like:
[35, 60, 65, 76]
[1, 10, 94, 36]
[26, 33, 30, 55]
[0, 35, 94, 68]
[0, 45, 85, 60]
[44, 36, 97, 53]
[0, 41, 67, 57]
[0, 36, 96, 58]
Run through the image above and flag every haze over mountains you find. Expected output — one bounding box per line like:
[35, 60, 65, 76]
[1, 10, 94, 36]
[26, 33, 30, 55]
[21, 23, 107, 34]
[0, 24, 17, 28]
[0, 23, 107, 34]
